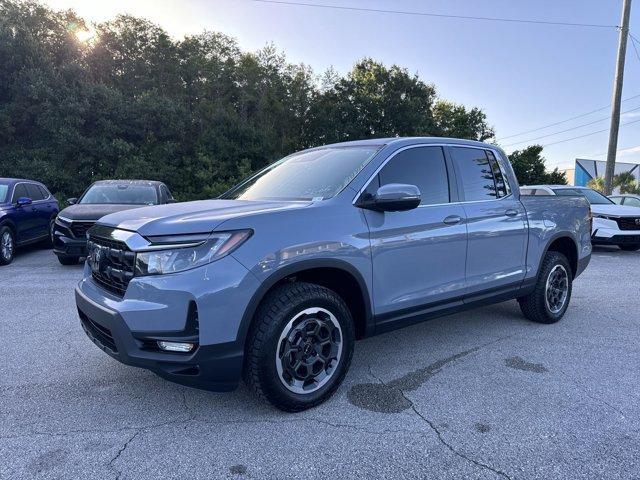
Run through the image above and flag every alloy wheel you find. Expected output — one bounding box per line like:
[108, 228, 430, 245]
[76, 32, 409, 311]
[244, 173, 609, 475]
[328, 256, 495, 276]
[1, 231, 14, 260]
[275, 307, 343, 394]
[545, 264, 568, 314]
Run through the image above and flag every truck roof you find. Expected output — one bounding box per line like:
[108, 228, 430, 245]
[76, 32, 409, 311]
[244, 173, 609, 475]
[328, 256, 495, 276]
[319, 137, 500, 150]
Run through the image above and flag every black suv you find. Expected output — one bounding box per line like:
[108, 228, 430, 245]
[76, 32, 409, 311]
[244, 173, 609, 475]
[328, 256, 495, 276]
[53, 180, 174, 265]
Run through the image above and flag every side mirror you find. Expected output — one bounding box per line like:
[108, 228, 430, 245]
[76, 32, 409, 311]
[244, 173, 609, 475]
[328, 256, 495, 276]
[16, 197, 32, 207]
[357, 183, 421, 212]
[67, 197, 78, 205]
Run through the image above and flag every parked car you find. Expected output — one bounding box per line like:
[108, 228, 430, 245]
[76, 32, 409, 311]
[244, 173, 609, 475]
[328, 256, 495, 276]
[76, 138, 591, 411]
[0, 178, 59, 266]
[53, 180, 174, 265]
[610, 194, 640, 208]
[520, 185, 640, 251]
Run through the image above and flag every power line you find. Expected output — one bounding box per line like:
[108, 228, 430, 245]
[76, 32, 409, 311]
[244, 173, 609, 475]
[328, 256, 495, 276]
[497, 93, 640, 140]
[502, 104, 640, 147]
[538, 117, 640, 148]
[247, 0, 619, 29]
[629, 32, 640, 63]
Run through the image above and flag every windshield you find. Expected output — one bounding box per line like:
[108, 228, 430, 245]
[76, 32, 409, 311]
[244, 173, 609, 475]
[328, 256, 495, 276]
[552, 188, 614, 205]
[0, 184, 8, 203]
[221, 146, 380, 201]
[79, 184, 158, 205]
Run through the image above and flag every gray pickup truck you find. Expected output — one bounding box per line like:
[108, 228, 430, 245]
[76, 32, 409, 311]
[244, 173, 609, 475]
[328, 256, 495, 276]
[75, 138, 592, 411]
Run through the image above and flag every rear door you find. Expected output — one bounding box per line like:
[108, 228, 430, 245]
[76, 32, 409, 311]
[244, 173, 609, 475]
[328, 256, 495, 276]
[25, 183, 52, 239]
[449, 146, 528, 297]
[362, 145, 468, 327]
[11, 183, 39, 242]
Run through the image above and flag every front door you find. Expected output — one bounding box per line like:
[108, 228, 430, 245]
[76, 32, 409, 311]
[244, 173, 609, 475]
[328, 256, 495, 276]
[449, 146, 528, 296]
[360, 145, 468, 329]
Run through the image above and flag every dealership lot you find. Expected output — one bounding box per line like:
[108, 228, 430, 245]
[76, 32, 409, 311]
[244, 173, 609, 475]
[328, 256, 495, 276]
[1, 247, 639, 479]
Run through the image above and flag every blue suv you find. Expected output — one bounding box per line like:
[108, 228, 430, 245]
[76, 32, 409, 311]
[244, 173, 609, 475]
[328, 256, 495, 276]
[0, 178, 59, 265]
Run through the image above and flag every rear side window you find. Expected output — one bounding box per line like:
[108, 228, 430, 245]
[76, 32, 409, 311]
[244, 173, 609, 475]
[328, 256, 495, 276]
[374, 146, 450, 205]
[624, 197, 640, 207]
[38, 185, 50, 199]
[451, 147, 498, 201]
[26, 184, 45, 201]
[160, 185, 174, 203]
[486, 151, 511, 197]
[12, 184, 28, 202]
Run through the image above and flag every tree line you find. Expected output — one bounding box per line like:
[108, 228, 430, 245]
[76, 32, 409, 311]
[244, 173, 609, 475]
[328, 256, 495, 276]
[0, 0, 565, 202]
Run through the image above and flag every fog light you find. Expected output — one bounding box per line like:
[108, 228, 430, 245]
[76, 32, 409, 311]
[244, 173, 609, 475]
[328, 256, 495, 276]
[157, 341, 195, 353]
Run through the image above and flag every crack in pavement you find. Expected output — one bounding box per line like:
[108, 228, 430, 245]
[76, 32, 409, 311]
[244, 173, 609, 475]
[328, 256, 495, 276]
[558, 369, 626, 419]
[362, 337, 514, 479]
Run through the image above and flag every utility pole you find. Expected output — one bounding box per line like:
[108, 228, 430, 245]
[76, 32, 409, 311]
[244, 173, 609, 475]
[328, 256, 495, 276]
[604, 0, 632, 195]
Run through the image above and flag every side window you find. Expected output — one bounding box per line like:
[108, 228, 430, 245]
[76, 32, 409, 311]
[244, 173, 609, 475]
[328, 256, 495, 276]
[520, 189, 534, 195]
[26, 184, 45, 201]
[451, 147, 498, 201]
[625, 197, 640, 207]
[375, 146, 450, 205]
[161, 185, 174, 203]
[38, 185, 50, 199]
[534, 189, 552, 196]
[12, 184, 28, 203]
[486, 151, 511, 197]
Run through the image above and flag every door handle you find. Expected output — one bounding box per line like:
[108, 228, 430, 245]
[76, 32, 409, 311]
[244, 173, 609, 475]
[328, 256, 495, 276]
[505, 209, 519, 217]
[443, 215, 462, 225]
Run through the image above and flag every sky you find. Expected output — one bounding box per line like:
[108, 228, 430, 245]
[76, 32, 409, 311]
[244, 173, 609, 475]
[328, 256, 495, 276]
[43, 0, 640, 171]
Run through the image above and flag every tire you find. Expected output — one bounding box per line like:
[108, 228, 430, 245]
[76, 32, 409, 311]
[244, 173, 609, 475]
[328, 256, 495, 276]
[244, 282, 355, 412]
[57, 255, 80, 265]
[41, 218, 55, 248]
[619, 245, 640, 252]
[0, 226, 16, 266]
[518, 251, 573, 324]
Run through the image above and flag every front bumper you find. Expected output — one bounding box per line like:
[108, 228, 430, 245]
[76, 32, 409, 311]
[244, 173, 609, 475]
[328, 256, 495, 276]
[75, 255, 261, 391]
[53, 234, 87, 257]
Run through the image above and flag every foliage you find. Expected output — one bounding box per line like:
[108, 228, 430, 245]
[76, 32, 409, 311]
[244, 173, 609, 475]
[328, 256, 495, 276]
[587, 177, 605, 192]
[0, 0, 525, 201]
[507, 145, 567, 186]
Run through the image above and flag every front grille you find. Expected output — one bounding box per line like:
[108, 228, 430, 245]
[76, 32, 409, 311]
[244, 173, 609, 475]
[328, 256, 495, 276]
[616, 217, 640, 231]
[88, 234, 135, 297]
[70, 221, 95, 239]
[79, 310, 118, 353]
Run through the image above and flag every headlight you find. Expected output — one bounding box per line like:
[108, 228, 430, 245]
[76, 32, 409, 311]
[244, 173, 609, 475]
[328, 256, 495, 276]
[134, 230, 252, 276]
[56, 215, 72, 224]
[592, 214, 616, 221]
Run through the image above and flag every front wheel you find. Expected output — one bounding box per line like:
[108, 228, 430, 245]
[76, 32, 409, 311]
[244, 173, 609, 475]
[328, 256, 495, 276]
[619, 245, 640, 252]
[244, 282, 355, 412]
[518, 251, 573, 324]
[0, 226, 15, 266]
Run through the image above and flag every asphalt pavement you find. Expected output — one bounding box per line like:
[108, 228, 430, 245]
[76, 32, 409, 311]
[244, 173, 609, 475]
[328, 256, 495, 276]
[1, 245, 639, 479]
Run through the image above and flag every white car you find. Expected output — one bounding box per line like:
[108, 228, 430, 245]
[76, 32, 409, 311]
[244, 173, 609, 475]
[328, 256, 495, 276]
[520, 185, 640, 251]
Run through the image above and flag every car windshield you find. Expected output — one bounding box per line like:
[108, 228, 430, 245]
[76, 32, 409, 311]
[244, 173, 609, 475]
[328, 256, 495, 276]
[552, 188, 613, 205]
[79, 184, 158, 205]
[221, 146, 380, 201]
[0, 184, 8, 203]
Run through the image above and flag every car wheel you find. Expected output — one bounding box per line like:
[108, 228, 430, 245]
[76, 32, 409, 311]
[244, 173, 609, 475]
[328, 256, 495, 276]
[43, 218, 55, 247]
[619, 245, 640, 252]
[0, 226, 15, 266]
[57, 255, 80, 265]
[518, 251, 573, 324]
[244, 282, 355, 412]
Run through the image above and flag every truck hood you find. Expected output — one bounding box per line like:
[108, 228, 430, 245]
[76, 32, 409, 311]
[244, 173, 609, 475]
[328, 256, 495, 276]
[97, 199, 311, 236]
[58, 203, 145, 221]
[590, 204, 640, 217]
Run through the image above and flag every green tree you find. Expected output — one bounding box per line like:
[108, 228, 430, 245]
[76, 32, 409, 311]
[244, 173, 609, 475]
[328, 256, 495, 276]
[587, 177, 605, 193]
[507, 145, 567, 186]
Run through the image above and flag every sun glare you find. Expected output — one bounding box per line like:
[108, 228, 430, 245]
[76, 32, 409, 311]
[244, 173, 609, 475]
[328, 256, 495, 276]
[75, 27, 95, 43]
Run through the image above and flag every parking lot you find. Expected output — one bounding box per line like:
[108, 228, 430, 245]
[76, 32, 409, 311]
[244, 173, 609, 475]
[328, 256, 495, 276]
[1, 246, 639, 479]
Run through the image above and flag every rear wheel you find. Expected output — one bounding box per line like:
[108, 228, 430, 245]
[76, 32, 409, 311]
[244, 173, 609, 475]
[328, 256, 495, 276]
[619, 245, 640, 252]
[57, 255, 80, 265]
[0, 226, 15, 266]
[518, 251, 572, 324]
[244, 282, 355, 412]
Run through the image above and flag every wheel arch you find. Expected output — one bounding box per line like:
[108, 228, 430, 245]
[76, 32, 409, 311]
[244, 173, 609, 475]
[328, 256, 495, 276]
[541, 234, 579, 278]
[237, 259, 374, 349]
